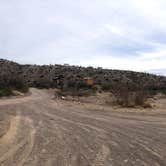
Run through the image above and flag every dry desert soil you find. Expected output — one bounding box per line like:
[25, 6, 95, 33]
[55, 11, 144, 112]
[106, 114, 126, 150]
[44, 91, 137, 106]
[0, 88, 166, 166]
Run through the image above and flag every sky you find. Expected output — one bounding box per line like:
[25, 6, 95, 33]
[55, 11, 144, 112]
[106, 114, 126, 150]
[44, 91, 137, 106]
[0, 0, 166, 75]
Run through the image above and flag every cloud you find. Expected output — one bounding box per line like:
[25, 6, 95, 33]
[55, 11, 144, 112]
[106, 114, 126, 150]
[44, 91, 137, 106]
[0, 0, 166, 75]
[79, 53, 166, 72]
[104, 24, 125, 37]
[140, 49, 166, 60]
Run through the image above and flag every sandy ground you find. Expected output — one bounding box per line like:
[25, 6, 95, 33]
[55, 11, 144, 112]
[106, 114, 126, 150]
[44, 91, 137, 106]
[0, 88, 166, 166]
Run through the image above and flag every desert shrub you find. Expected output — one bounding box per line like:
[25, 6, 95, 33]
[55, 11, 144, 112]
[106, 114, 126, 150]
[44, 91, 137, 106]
[162, 89, 166, 95]
[147, 87, 166, 96]
[56, 88, 94, 97]
[0, 75, 29, 96]
[56, 81, 96, 98]
[101, 83, 111, 91]
[0, 88, 13, 97]
[8, 77, 29, 93]
[18, 85, 29, 93]
[76, 89, 95, 97]
[158, 87, 166, 95]
[68, 81, 92, 90]
[110, 82, 148, 107]
[57, 78, 96, 97]
[56, 90, 68, 97]
[92, 85, 100, 92]
[32, 77, 51, 89]
[135, 91, 148, 106]
[148, 89, 158, 96]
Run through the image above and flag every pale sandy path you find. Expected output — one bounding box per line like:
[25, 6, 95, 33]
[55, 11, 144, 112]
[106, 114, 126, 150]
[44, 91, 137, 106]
[0, 88, 166, 166]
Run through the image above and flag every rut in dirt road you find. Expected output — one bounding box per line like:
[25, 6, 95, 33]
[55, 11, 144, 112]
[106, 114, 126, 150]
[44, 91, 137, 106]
[0, 88, 166, 166]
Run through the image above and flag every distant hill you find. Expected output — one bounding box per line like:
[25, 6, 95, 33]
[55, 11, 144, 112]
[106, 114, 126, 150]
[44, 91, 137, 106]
[0, 59, 166, 92]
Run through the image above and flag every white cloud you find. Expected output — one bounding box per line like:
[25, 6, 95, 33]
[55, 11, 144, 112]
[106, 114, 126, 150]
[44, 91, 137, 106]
[104, 24, 125, 36]
[79, 54, 166, 72]
[139, 49, 166, 60]
[0, 0, 166, 75]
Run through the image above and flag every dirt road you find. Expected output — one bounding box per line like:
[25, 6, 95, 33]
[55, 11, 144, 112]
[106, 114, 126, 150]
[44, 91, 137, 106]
[0, 88, 166, 166]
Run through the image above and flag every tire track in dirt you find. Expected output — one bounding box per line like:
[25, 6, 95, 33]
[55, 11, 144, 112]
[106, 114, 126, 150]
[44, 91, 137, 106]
[92, 144, 111, 166]
[0, 115, 20, 145]
[17, 118, 36, 166]
[0, 114, 36, 166]
[0, 88, 166, 165]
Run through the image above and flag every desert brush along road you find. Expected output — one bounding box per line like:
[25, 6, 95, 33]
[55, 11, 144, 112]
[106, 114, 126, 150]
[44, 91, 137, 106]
[0, 88, 166, 166]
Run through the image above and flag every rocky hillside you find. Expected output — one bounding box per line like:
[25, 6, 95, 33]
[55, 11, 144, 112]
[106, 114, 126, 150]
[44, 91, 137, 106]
[0, 59, 166, 92]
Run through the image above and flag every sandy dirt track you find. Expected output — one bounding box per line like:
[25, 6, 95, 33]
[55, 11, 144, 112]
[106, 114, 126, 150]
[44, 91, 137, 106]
[0, 88, 166, 166]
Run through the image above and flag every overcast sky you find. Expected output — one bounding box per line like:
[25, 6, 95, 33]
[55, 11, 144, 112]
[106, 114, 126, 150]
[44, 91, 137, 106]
[0, 0, 166, 75]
